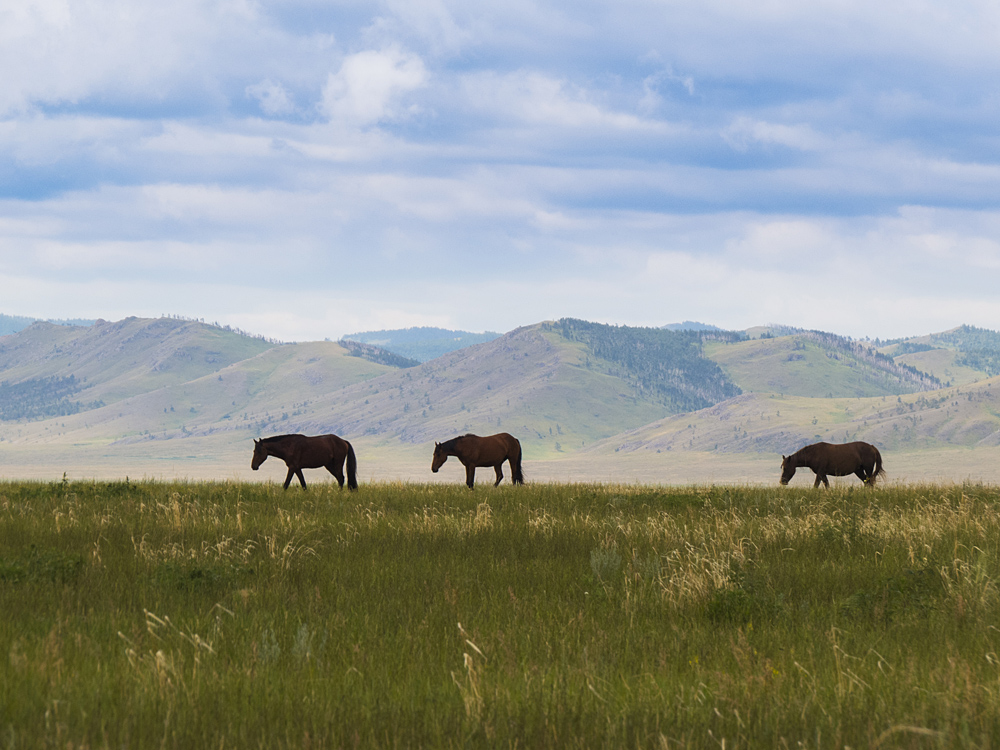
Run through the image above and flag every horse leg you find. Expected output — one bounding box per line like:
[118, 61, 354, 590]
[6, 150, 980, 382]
[465, 464, 476, 489]
[283, 467, 295, 490]
[296, 469, 307, 489]
[326, 463, 345, 488]
[494, 465, 504, 487]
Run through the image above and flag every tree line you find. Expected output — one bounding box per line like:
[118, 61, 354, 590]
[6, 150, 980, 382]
[548, 318, 743, 413]
[0, 376, 104, 421]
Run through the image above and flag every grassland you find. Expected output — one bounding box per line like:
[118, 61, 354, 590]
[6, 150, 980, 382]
[3, 480, 1000, 747]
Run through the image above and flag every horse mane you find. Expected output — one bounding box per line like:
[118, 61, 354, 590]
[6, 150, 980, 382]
[259, 434, 305, 444]
[438, 434, 478, 451]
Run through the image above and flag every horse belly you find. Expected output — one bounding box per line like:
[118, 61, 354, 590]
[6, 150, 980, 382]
[297, 442, 336, 469]
[814, 446, 863, 477]
[476, 445, 509, 466]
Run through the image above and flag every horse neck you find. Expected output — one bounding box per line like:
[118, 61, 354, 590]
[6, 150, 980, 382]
[263, 438, 293, 461]
[789, 450, 805, 467]
[441, 437, 466, 457]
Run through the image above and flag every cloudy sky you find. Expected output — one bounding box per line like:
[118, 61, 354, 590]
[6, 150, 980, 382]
[3, 0, 1000, 341]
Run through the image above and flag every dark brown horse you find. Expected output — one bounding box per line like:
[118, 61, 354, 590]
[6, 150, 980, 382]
[252, 434, 358, 490]
[780, 441, 884, 488]
[431, 433, 524, 488]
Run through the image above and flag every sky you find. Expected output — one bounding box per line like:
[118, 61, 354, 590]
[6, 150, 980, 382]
[3, 0, 1000, 342]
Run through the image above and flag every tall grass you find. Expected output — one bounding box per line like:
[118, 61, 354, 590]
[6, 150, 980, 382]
[2, 479, 1000, 747]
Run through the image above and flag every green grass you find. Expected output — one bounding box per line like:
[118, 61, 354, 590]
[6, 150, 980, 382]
[3, 480, 1000, 747]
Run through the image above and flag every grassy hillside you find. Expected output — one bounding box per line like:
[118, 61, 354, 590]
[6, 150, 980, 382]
[881, 325, 1000, 386]
[550, 319, 742, 412]
[0, 318, 277, 406]
[0, 318, 739, 460]
[259, 322, 746, 460]
[705, 332, 938, 398]
[0, 340, 398, 448]
[592, 376, 1000, 463]
[889, 346, 984, 388]
[275, 325, 679, 459]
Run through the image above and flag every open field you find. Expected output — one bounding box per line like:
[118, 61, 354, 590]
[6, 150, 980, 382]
[5, 436, 1000, 486]
[3, 480, 1000, 747]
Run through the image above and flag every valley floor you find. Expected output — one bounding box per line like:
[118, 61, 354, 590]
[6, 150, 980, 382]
[2, 437, 999, 486]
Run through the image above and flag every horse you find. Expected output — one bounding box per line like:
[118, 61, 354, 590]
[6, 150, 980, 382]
[252, 433, 358, 490]
[431, 432, 524, 489]
[780, 441, 885, 488]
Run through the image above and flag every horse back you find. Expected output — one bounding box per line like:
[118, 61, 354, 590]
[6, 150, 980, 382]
[462, 432, 520, 466]
[288, 434, 348, 468]
[798, 441, 877, 476]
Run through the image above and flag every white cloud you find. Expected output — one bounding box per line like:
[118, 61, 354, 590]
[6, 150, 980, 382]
[4, 0, 1000, 343]
[320, 47, 428, 127]
[722, 116, 827, 153]
[460, 70, 659, 131]
[246, 79, 295, 116]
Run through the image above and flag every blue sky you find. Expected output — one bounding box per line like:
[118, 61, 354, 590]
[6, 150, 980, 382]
[2, 0, 1000, 341]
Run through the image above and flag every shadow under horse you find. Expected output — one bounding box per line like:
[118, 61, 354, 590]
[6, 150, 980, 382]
[431, 432, 525, 488]
[252, 433, 358, 490]
[780, 441, 885, 488]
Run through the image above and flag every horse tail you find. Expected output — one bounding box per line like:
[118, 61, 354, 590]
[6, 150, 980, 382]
[870, 445, 885, 485]
[346, 442, 358, 490]
[511, 439, 525, 485]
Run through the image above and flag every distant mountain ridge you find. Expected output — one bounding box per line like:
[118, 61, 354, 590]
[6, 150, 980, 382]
[342, 327, 501, 362]
[0, 313, 94, 336]
[661, 321, 724, 332]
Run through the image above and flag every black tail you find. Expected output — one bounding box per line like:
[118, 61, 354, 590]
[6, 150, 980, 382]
[869, 446, 885, 486]
[346, 442, 358, 490]
[511, 445, 525, 485]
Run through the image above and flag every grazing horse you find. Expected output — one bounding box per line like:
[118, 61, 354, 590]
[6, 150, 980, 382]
[431, 433, 524, 489]
[252, 434, 358, 490]
[780, 441, 885, 488]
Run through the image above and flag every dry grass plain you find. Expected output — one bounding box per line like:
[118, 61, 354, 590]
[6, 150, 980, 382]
[3, 435, 1000, 487]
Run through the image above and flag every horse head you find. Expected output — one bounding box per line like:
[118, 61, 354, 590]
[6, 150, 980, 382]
[431, 441, 447, 473]
[251, 438, 267, 470]
[779, 454, 795, 485]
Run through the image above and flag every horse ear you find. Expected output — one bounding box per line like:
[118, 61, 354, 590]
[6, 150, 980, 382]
[254, 438, 259, 445]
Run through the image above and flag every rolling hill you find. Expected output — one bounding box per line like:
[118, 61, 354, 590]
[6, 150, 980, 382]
[0, 317, 744, 461]
[232, 320, 744, 458]
[593, 377, 1000, 460]
[703, 330, 940, 398]
[3, 315, 1000, 482]
[0, 318, 395, 444]
[880, 325, 1000, 387]
[0, 317, 277, 409]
